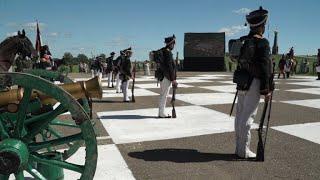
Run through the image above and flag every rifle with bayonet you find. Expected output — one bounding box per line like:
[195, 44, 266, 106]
[111, 70, 114, 88]
[230, 90, 238, 116]
[256, 62, 275, 161]
[131, 61, 136, 103]
[171, 84, 177, 118]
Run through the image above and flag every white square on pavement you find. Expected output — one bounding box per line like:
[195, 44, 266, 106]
[177, 79, 212, 83]
[199, 85, 236, 93]
[286, 88, 320, 95]
[281, 99, 320, 109]
[288, 81, 320, 88]
[272, 122, 320, 145]
[183, 76, 221, 80]
[135, 83, 193, 89]
[175, 93, 264, 105]
[197, 74, 232, 77]
[97, 105, 258, 144]
[102, 89, 158, 98]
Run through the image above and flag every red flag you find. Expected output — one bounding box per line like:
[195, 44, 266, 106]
[35, 21, 42, 53]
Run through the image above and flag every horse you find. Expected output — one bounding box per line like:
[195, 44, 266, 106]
[0, 29, 37, 72]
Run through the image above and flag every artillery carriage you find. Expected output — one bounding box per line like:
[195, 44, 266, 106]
[0, 30, 101, 180]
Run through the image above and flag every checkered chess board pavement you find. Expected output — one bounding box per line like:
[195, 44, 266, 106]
[45, 72, 320, 180]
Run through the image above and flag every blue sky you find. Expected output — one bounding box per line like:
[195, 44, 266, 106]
[0, 0, 318, 60]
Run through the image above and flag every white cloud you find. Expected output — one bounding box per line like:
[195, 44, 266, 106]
[48, 32, 59, 37]
[233, 8, 251, 14]
[63, 32, 72, 38]
[218, 25, 248, 37]
[5, 22, 18, 27]
[105, 36, 132, 47]
[23, 22, 46, 31]
[6, 32, 17, 37]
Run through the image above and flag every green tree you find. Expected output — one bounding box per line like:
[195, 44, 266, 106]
[62, 52, 74, 65]
[77, 54, 89, 63]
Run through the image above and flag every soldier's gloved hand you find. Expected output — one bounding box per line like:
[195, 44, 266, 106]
[264, 92, 272, 102]
[172, 80, 178, 88]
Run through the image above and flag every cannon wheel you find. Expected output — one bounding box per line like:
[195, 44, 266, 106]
[0, 72, 97, 180]
[24, 69, 93, 160]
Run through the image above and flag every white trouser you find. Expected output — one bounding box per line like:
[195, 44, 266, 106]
[98, 71, 102, 80]
[146, 66, 150, 76]
[107, 72, 112, 87]
[91, 70, 95, 78]
[116, 73, 121, 93]
[316, 66, 320, 73]
[121, 80, 130, 101]
[92, 70, 101, 78]
[158, 77, 172, 117]
[235, 78, 261, 158]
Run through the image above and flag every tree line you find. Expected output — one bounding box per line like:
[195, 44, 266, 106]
[56, 52, 107, 65]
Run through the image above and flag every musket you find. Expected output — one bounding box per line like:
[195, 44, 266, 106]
[111, 70, 114, 88]
[256, 61, 275, 162]
[171, 85, 177, 118]
[230, 90, 238, 116]
[256, 99, 269, 162]
[131, 61, 136, 103]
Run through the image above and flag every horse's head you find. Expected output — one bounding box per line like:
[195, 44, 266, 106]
[0, 29, 37, 72]
[15, 29, 37, 59]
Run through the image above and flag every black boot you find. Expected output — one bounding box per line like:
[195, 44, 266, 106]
[317, 73, 320, 80]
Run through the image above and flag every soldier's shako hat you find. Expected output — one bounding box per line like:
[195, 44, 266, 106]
[124, 47, 132, 52]
[164, 34, 176, 45]
[123, 47, 132, 54]
[110, 52, 115, 56]
[246, 6, 268, 28]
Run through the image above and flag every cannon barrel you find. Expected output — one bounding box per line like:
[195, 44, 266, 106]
[0, 76, 102, 107]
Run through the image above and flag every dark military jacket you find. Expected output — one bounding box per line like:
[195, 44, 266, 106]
[160, 47, 176, 81]
[113, 55, 123, 73]
[249, 34, 272, 94]
[120, 56, 132, 80]
[106, 56, 114, 72]
[91, 59, 103, 72]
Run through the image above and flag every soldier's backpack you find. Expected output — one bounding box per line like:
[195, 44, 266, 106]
[150, 49, 164, 81]
[229, 37, 256, 90]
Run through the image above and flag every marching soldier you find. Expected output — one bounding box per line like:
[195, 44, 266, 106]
[144, 60, 151, 76]
[91, 56, 103, 78]
[278, 54, 286, 79]
[114, 50, 125, 93]
[119, 48, 133, 102]
[106, 52, 115, 88]
[234, 7, 273, 159]
[316, 49, 320, 80]
[158, 35, 178, 118]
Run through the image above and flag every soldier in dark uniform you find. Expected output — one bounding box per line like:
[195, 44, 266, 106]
[119, 48, 133, 102]
[91, 56, 103, 78]
[278, 54, 286, 79]
[39, 45, 52, 70]
[158, 35, 178, 118]
[289, 47, 294, 59]
[316, 49, 320, 80]
[106, 52, 115, 87]
[234, 7, 273, 159]
[114, 50, 125, 93]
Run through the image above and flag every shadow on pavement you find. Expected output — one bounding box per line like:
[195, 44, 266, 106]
[99, 115, 156, 120]
[92, 100, 131, 103]
[128, 148, 252, 162]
